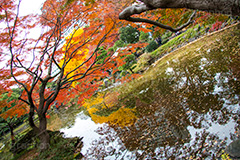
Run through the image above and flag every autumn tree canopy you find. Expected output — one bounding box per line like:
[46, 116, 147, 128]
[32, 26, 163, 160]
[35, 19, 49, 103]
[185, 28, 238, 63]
[0, 0, 131, 150]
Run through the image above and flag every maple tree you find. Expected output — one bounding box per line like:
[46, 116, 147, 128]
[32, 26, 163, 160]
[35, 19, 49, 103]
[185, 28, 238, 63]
[0, 0, 132, 150]
[0, 0, 153, 151]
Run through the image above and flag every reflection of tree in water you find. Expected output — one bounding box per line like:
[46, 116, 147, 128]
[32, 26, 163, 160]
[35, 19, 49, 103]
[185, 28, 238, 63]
[48, 105, 84, 130]
[85, 125, 229, 159]
[177, 44, 239, 128]
[84, 30, 240, 159]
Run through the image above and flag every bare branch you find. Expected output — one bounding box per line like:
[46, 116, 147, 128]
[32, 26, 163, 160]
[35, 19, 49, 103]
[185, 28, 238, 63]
[62, 23, 115, 85]
[18, 97, 30, 105]
[6, 0, 29, 93]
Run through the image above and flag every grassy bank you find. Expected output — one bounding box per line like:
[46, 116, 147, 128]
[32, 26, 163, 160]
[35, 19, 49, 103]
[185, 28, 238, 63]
[118, 22, 240, 98]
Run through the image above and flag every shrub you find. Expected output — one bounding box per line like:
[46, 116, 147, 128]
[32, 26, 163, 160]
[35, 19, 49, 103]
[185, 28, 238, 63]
[120, 26, 140, 44]
[139, 31, 149, 42]
[209, 21, 223, 32]
[145, 40, 159, 53]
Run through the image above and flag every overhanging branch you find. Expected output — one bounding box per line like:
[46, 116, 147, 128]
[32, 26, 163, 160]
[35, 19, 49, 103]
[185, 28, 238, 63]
[124, 11, 196, 32]
[120, 5, 196, 32]
[119, 0, 240, 31]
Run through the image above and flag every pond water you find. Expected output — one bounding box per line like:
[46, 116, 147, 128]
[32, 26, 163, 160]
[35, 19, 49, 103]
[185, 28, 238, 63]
[61, 27, 240, 159]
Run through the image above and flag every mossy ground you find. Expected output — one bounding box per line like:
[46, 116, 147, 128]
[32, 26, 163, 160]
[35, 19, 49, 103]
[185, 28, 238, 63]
[0, 105, 84, 160]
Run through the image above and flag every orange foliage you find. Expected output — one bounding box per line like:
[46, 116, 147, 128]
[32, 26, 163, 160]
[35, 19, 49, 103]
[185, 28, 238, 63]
[0, 67, 28, 120]
[0, 0, 147, 126]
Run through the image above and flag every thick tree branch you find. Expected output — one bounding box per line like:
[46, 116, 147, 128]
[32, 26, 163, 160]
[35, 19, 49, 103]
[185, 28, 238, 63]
[119, 0, 240, 31]
[123, 10, 196, 32]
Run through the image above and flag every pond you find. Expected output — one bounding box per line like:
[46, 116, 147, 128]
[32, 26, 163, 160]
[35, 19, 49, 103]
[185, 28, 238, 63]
[60, 25, 240, 159]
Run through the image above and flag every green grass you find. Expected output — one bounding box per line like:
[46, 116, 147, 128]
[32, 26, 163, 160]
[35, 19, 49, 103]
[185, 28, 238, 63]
[133, 24, 206, 73]
[117, 22, 240, 101]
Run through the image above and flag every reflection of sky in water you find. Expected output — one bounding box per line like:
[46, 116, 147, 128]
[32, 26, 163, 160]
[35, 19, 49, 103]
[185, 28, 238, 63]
[186, 71, 239, 144]
[61, 104, 238, 158]
[61, 112, 137, 159]
[165, 67, 174, 74]
[214, 72, 226, 93]
[188, 119, 235, 144]
[60, 112, 103, 154]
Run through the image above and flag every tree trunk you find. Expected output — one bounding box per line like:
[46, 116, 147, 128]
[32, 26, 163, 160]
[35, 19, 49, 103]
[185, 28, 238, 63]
[38, 114, 50, 151]
[28, 106, 50, 151]
[28, 105, 38, 132]
[7, 123, 15, 147]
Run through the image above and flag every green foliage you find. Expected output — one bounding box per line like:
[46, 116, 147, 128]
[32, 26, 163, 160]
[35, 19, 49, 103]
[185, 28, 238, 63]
[0, 88, 22, 103]
[0, 121, 9, 133]
[145, 40, 159, 53]
[151, 24, 203, 58]
[107, 47, 114, 53]
[120, 26, 140, 44]
[0, 88, 28, 136]
[139, 31, 149, 42]
[118, 54, 137, 75]
[113, 39, 126, 50]
[161, 31, 172, 44]
[0, 14, 5, 21]
[84, 0, 95, 6]
[96, 47, 109, 64]
[62, 0, 78, 9]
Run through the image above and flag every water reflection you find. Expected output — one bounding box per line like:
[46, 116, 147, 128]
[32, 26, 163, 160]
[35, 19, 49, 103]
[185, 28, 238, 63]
[62, 27, 240, 159]
[60, 112, 104, 154]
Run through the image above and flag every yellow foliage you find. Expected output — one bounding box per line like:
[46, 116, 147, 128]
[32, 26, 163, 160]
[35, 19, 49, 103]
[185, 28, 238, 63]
[66, 28, 84, 40]
[91, 108, 137, 127]
[83, 92, 118, 113]
[221, 150, 232, 160]
[59, 28, 89, 87]
[83, 92, 136, 127]
[62, 28, 86, 51]
[87, 107, 99, 115]
[83, 92, 105, 114]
